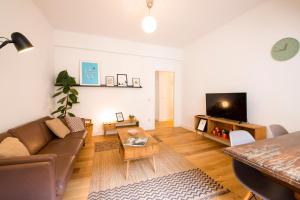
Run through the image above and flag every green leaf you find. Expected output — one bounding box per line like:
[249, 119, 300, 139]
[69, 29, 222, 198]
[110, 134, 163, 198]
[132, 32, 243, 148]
[57, 105, 65, 111]
[57, 97, 66, 104]
[70, 89, 78, 95]
[66, 76, 76, 86]
[63, 86, 70, 94]
[69, 94, 77, 103]
[68, 112, 76, 117]
[52, 91, 62, 98]
[67, 102, 73, 107]
[56, 86, 63, 91]
[56, 70, 69, 84]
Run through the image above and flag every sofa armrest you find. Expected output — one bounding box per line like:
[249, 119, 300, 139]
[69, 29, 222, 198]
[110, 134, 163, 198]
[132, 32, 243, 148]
[0, 154, 57, 200]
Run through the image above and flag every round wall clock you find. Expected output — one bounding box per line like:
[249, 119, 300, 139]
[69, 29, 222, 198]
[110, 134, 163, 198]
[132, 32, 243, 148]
[271, 38, 299, 61]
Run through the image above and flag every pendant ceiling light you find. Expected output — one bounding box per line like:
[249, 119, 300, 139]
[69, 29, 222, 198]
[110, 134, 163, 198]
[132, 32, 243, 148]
[142, 0, 157, 34]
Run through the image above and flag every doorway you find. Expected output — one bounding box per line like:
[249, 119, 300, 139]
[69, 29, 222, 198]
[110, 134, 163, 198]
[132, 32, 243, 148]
[155, 71, 175, 128]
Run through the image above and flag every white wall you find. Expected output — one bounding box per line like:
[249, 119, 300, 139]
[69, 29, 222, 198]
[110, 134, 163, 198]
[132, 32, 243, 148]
[53, 30, 183, 135]
[156, 71, 174, 121]
[182, 0, 300, 137]
[0, 0, 53, 132]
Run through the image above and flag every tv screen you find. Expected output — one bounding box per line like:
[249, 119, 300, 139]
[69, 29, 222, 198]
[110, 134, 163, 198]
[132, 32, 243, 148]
[206, 93, 247, 122]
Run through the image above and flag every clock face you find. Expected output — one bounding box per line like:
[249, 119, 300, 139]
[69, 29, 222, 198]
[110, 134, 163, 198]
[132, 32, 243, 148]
[271, 38, 299, 61]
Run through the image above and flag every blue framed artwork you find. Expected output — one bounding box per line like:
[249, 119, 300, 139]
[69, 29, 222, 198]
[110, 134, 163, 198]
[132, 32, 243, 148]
[80, 61, 100, 86]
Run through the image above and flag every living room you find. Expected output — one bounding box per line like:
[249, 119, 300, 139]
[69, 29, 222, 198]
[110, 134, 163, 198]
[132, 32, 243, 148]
[1, 0, 300, 200]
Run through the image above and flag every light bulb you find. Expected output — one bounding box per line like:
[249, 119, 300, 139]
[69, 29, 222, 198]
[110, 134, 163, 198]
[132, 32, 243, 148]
[142, 16, 157, 33]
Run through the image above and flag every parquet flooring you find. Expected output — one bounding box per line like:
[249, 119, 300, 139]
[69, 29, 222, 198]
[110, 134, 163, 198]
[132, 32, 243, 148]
[63, 122, 247, 200]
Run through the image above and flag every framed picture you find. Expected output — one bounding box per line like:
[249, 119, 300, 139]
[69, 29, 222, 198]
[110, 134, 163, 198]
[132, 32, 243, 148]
[132, 78, 141, 87]
[116, 112, 124, 122]
[197, 119, 207, 131]
[80, 61, 100, 86]
[117, 74, 128, 87]
[105, 76, 115, 87]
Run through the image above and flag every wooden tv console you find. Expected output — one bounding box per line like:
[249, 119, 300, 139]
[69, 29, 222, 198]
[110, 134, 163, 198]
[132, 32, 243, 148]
[194, 115, 266, 146]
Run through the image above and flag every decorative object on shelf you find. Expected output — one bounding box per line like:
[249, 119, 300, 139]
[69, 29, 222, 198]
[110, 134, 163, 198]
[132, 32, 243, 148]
[0, 32, 34, 53]
[116, 112, 124, 122]
[80, 61, 100, 86]
[105, 76, 115, 87]
[142, 0, 157, 34]
[197, 119, 207, 132]
[212, 127, 222, 137]
[222, 129, 230, 139]
[52, 70, 79, 117]
[212, 127, 230, 139]
[129, 114, 135, 121]
[132, 78, 141, 88]
[271, 37, 299, 61]
[117, 74, 128, 87]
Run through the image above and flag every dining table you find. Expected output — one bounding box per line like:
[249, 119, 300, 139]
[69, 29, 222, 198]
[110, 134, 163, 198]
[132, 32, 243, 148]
[224, 131, 300, 195]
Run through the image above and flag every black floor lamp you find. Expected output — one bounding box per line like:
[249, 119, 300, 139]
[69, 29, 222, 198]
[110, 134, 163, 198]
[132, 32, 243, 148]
[0, 32, 34, 53]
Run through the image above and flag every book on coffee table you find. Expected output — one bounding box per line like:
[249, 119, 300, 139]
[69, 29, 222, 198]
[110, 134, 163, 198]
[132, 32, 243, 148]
[124, 137, 149, 146]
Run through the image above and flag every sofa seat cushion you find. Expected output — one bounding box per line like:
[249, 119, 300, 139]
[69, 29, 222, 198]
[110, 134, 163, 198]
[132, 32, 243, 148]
[39, 138, 83, 156]
[8, 117, 54, 154]
[55, 154, 75, 196]
[64, 131, 87, 140]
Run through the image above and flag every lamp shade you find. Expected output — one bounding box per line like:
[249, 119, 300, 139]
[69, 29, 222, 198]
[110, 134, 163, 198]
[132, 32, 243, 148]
[142, 16, 157, 33]
[11, 32, 33, 53]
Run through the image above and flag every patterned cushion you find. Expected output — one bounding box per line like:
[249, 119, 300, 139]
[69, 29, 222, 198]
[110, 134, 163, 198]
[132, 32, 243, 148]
[65, 117, 85, 133]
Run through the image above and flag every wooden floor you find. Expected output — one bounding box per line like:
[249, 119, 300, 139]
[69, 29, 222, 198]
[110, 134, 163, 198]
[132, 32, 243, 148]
[63, 122, 247, 200]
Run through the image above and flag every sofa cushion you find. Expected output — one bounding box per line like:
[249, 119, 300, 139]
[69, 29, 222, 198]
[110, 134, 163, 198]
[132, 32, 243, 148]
[37, 116, 55, 143]
[0, 137, 30, 158]
[39, 138, 83, 156]
[64, 130, 87, 140]
[65, 117, 85, 133]
[45, 118, 70, 139]
[8, 117, 53, 154]
[0, 132, 12, 142]
[55, 154, 75, 196]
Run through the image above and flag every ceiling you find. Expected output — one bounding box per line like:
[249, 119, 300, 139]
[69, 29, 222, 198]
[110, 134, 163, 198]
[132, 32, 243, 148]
[33, 0, 267, 47]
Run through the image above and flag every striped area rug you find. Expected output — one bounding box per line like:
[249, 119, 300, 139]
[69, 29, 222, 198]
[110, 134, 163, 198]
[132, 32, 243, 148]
[89, 140, 229, 200]
[89, 168, 229, 200]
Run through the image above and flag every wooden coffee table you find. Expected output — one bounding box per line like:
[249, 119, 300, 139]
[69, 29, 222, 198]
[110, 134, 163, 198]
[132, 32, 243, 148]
[118, 127, 159, 179]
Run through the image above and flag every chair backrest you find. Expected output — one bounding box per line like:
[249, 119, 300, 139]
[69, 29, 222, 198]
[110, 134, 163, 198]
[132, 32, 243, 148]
[230, 130, 255, 146]
[269, 124, 288, 138]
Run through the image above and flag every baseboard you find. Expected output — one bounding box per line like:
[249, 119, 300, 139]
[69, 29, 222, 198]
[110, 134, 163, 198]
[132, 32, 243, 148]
[180, 124, 195, 132]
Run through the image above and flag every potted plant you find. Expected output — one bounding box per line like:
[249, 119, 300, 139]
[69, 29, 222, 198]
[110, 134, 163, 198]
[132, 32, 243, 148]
[52, 70, 79, 117]
[129, 114, 135, 121]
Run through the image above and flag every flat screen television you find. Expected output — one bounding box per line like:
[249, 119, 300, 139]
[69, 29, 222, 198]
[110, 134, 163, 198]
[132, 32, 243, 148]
[206, 93, 247, 122]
